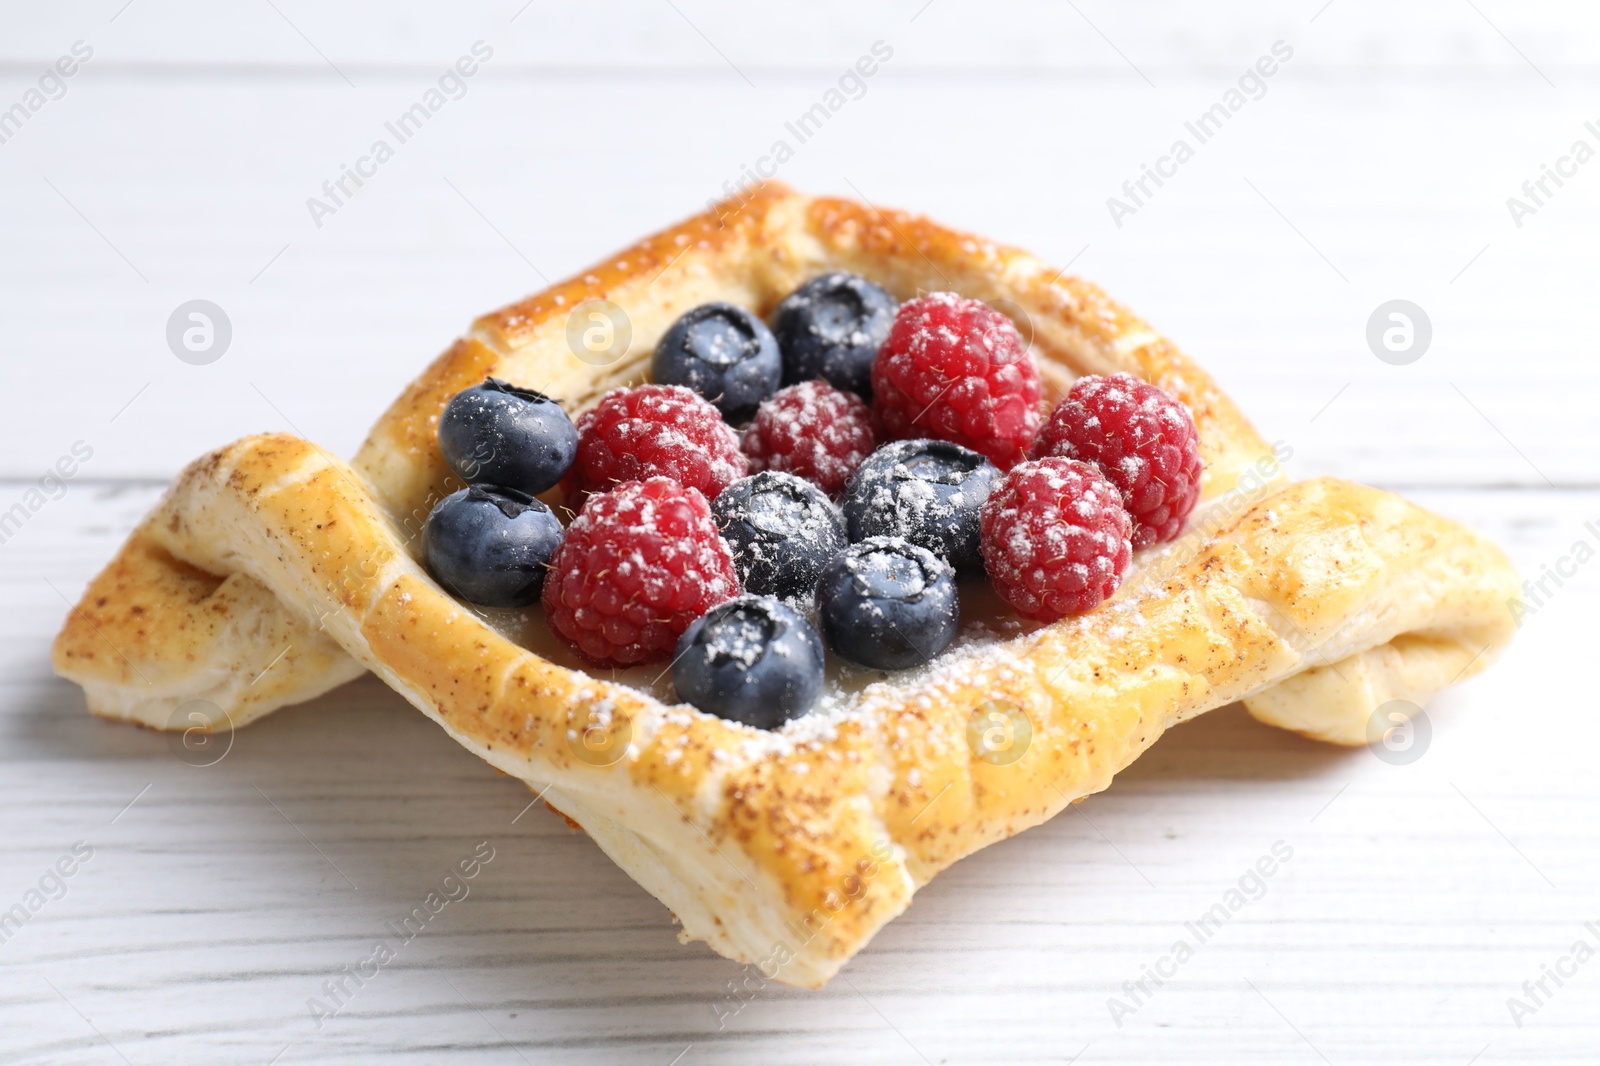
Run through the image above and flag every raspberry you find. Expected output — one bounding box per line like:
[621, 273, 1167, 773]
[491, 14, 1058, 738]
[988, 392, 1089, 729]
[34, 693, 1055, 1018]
[980, 457, 1132, 622]
[871, 292, 1042, 470]
[565, 384, 747, 506]
[740, 380, 875, 497]
[542, 478, 741, 667]
[1032, 373, 1202, 551]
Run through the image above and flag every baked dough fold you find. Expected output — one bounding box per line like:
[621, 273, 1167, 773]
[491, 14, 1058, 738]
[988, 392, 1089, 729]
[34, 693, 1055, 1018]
[53, 184, 1517, 986]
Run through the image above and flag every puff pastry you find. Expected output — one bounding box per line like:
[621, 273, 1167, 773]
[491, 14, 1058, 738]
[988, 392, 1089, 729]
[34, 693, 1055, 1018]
[52, 183, 1518, 987]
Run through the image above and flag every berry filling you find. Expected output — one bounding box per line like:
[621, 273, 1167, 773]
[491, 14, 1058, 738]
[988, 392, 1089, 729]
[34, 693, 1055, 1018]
[871, 292, 1042, 470]
[1032, 372, 1202, 550]
[673, 595, 825, 729]
[841, 438, 998, 575]
[741, 379, 875, 498]
[713, 472, 847, 604]
[432, 280, 1201, 726]
[565, 384, 746, 506]
[653, 302, 782, 423]
[422, 485, 564, 609]
[541, 477, 740, 668]
[770, 271, 897, 399]
[980, 457, 1132, 622]
[438, 377, 577, 495]
[815, 537, 958, 671]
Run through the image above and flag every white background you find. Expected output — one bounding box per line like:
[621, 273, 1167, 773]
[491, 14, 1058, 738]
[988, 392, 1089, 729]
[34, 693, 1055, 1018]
[2, 2, 1597, 1063]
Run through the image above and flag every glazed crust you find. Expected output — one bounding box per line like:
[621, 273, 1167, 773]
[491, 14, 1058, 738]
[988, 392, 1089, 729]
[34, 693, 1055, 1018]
[52, 183, 1518, 986]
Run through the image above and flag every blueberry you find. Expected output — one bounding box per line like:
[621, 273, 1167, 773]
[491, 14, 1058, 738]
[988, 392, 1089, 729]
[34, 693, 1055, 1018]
[841, 439, 999, 574]
[422, 485, 564, 608]
[653, 303, 781, 423]
[771, 272, 896, 399]
[815, 537, 958, 671]
[673, 595, 825, 729]
[712, 472, 847, 602]
[438, 378, 577, 495]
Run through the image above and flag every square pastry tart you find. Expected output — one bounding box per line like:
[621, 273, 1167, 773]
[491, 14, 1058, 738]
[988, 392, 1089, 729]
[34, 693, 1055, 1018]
[53, 182, 1518, 988]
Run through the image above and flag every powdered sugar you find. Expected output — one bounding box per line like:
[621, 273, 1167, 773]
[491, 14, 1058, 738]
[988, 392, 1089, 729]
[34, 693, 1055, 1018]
[712, 471, 847, 609]
[980, 457, 1133, 621]
[700, 606, 773, 669]
[568, 384, 747, 503]
[1033, 372, 1202, 550]
[742, 380, 875, 497]
[872, 293, 1043, 469]
[841, 439, 999, 574]
[542, 476, 740, 666]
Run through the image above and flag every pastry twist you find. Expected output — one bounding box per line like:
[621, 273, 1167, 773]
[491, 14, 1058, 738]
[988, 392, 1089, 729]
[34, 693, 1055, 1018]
[53, 184, 1517, 986]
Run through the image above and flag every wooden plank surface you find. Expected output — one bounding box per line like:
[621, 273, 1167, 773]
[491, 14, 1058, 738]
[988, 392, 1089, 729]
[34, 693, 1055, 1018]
[2, 2, 1596, 1063]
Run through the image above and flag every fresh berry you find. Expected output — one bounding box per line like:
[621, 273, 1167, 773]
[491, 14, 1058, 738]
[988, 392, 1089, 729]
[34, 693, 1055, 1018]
[653, 302, 781, 422]
[815, 537, 958, 671]
[871, 292, 1042, 469]
[770, 272, 897, 398]
[741, 380, 875, 498]
[565, 384, 747, 505]
[1031, 373, 1202, 550]
[841, 439, 998, 575]
[980, 457, 1132, 622]
[673, 595, 825, 729]
[437, 378, 578, 495]
[422, 486, 564, 608]
[542, 478, 740, 667]
[712, 472, 846, 603]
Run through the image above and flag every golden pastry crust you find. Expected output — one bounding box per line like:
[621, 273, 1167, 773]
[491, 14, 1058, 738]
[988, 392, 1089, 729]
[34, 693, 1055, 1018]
[52, 183, 1518, 986]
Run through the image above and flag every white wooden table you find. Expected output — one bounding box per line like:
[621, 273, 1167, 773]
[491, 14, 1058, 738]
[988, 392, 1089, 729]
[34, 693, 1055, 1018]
[3, 3, 1597, 1062]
